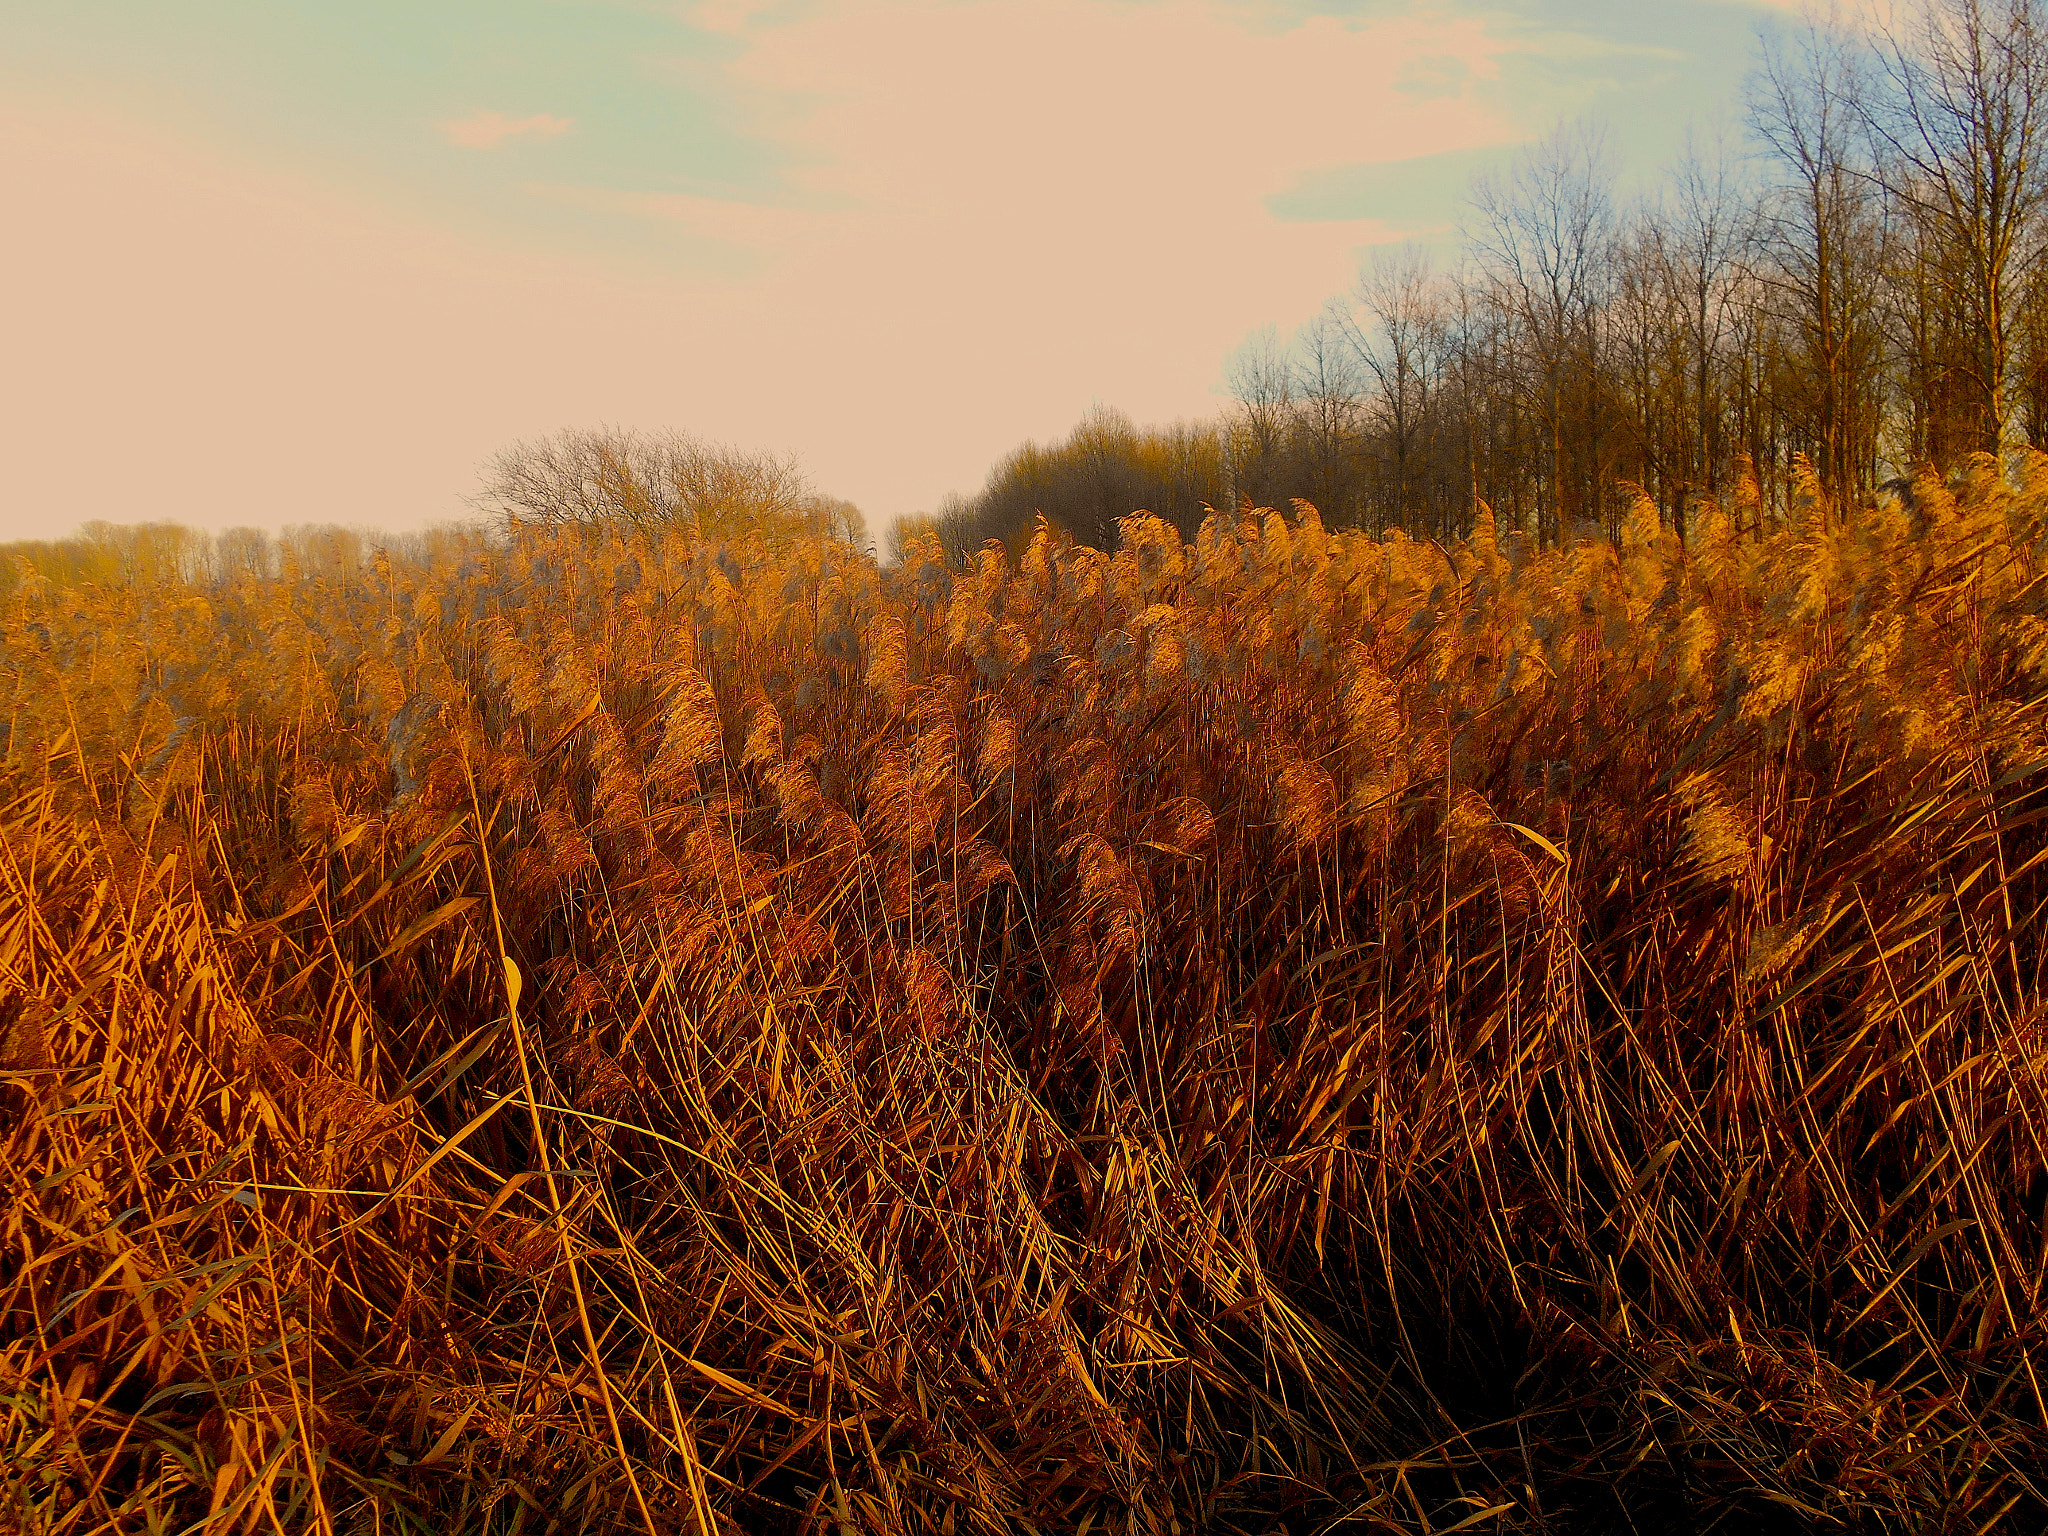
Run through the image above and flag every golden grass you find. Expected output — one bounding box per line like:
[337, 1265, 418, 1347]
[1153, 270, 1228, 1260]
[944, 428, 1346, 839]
[4, 454, 2048, 1533]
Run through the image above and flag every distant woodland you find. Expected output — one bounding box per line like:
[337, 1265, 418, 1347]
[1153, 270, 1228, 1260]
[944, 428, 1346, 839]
[14, 1, 2048, 579]
[916, 2, 2048, 558]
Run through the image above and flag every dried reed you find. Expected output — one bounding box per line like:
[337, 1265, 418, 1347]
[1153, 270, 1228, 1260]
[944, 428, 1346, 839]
[4, 458, 2048, 1532]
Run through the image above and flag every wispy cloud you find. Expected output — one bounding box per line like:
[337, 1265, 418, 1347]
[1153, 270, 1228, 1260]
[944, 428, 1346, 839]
[522, 182, 832, 274]
[439, 110, 575, 150]
[1267, 145, 1508, 230]
[685, 0, 787, 35]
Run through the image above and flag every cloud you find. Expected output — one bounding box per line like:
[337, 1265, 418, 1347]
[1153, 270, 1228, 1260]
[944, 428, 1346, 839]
[1267, 146, 1509, 230]
[521, 182, 833, 274]
[1396, 53, 1474, 100]
[659, 1, 1518, 253]
[1726, 0, 1884, 16]
[685, 0, 796, 35]
[439, 110, 575, 150]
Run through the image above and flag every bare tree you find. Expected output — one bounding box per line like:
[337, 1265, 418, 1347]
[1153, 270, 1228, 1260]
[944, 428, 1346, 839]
[1864, 0, 2048, 448]
[209, 527, 277, 583]
[889, 494, 976, 566]
[1224, 325, 1294, 510]
[478, 427, 818, 539]
[1467, 119, 1617, 541]
[1607, 211, 1683, 516]
[1668, 125, 1753, 504]
[1749, 11, 1889, 501]
[1340, 246, 1450, 534]
[799, 496, 870, 550]
[1291, 306, 1366, 525]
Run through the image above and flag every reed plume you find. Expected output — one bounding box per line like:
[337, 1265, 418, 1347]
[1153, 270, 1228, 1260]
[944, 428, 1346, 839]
[5, 452, 2048, 1532]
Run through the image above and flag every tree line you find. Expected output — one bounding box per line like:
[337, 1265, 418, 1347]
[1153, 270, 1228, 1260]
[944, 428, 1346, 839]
[3, 429, 869, 595]
[913, 0, 2048, 558]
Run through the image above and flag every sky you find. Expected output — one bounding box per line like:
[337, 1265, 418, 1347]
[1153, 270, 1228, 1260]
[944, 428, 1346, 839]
[1, 0, 1806, 544]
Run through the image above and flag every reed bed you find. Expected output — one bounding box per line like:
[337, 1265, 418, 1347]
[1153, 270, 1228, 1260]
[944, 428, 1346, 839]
[4, 455, 2048, 1534]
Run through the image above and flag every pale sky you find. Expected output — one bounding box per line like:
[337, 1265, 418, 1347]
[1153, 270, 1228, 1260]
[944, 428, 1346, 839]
[2, 0, 1792, 542]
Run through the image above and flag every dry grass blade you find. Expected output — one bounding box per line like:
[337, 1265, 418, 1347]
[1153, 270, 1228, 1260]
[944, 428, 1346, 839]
[2, 459, 2047, 1532]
